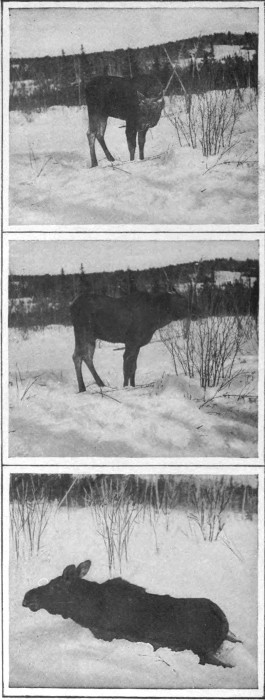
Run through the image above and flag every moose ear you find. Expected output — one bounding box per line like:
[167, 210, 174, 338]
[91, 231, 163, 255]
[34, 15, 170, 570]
[76, 560, 91, 579]
[62, 564, 77, 584]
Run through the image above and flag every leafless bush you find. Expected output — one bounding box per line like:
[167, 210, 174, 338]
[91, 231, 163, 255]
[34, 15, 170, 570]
[9, 476, 54, 559]
[160, 314, 253, 390]
[84, 476, 142, 576]
[197, 90, 241, 156]
[166, 89, 243, 156]
[188, 476, 234, 541]
[166, 94, 197, 149]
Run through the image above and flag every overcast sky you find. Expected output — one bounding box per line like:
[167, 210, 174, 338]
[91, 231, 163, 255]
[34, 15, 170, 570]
[9, 240, 259, 276]
[10, 6, 258, 59]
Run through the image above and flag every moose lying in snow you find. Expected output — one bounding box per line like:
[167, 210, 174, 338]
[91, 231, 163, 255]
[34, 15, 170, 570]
[70, 290, 194, 390]
[23, 559, 241, 667]
[85, 74, 164, 167]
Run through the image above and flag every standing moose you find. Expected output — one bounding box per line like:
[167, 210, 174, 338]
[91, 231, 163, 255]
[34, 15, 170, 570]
[70, 290, 194, 391]
[23, 559, 241, 667]
[85, 74, 164, 167]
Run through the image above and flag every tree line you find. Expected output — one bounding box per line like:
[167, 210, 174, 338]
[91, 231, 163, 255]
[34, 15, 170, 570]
[8, 257, 259, 330]
[9, 473, 258, 518]
[10, 30, 258, 111]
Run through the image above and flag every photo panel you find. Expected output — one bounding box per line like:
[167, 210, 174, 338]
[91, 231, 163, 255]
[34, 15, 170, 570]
[3, 233, 264, 465]
[2, 465, 264, 696]
[2, 0, 264, 231]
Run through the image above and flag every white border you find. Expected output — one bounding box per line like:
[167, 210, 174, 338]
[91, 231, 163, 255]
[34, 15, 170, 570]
[2, 465, 264, 697]
[2, 232, 264, 466]
[2, 0, 265, 231]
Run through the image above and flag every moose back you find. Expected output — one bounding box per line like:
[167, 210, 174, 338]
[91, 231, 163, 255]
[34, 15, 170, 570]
[85, 74, 164, 167]
[23, 559, 241, 668]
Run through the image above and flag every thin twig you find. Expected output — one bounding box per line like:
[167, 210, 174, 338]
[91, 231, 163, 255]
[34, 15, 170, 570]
[37, 155, 52, 178]
[20, 373, 45, 401]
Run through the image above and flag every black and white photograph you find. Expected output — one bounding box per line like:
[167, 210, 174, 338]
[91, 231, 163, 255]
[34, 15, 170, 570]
[4, 468, 262, 692]
[3, 1, 263, 228]
[6, 236, 261, 462]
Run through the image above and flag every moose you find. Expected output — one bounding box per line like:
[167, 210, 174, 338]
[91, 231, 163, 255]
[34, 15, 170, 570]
[85, 74, 164, 167]
[23, 559, 241, 667]
[70, 290, 194, 391]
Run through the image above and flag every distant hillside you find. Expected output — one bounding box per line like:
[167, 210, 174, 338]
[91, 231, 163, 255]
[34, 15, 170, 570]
[9, 257, 258, 298]
[10, 31, 258, 111]
[9, 257, 259, 328]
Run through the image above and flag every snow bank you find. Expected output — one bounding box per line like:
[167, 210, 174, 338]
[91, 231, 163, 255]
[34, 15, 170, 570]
[8, 325, 258, 458]
[9, 93, 258, 225]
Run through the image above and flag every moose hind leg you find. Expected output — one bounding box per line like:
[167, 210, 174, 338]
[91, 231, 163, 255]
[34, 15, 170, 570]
[93, 115, 114, 163]
[83, 341, 105, 387]
[87, 131, 98, 168]
[72, 350, 86, 393]
[199, 652, 233, 669]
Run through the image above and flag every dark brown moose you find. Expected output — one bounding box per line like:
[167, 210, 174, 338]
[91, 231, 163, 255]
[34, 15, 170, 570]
[23, 559, 241, 667]
[85, 74, 164, 167]
[70, 290, 192, 391]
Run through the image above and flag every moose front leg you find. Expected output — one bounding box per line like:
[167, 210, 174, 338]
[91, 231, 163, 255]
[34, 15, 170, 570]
[123, 346, 140, 387]
[125, 123, 137, 161]
[138, 128, 148, 160]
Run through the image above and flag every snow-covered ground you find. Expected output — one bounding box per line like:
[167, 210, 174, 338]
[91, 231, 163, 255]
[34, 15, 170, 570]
[8, 324, 258, 459]
[9, 504, 258, 689]
[9, 92, 258, 226]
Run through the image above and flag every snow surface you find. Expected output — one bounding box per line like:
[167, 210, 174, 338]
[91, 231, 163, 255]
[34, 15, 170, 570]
[8, 324, 258, 459]
[9, 506, 258, 689]
[9, 92, 258, 226]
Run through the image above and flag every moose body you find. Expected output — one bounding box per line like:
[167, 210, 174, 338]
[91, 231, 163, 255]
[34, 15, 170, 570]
[85, 74, 164, 167]
[70, 290, 192, 390]
[23, 560, 240, 667]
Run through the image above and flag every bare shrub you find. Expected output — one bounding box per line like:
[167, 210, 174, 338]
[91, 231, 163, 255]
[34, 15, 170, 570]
[197, 90, 241, 156]
[160, 314, 254, 390]
[188, 476, 234, 541]
[84, 476, 142, 576]
[9, 475, 54, 559]
[166, 89, 243, 156]
[166, 94, 197, 149]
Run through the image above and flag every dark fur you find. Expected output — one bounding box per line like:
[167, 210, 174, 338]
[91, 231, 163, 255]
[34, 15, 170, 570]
[70, 291, 193, 390]
[23, 560, 235, 668]
[85, 74, 164, 166]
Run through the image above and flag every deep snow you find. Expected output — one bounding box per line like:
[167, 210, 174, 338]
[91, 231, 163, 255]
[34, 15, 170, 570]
[8, 92, 258, 226]
[9, 505, 258, 689]
[8, 324, 258, 459]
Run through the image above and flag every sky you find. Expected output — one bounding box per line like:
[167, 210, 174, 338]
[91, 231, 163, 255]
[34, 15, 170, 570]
[9, 240, 259, 276]
[9, 6, 258, 59]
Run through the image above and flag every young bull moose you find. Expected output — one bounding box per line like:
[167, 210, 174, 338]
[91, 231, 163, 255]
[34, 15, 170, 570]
[85, 74, 164, 167]
[70, 290, 193, 391]
[23, 559, 241, 667]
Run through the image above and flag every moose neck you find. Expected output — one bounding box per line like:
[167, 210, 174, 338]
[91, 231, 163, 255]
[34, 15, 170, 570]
[150, 295, 175, 332]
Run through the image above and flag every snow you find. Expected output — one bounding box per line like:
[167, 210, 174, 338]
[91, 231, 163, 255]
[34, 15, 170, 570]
[8, 324, 258, 459]
[9, 505, 258, 689]
[9, 91, 258, 226]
